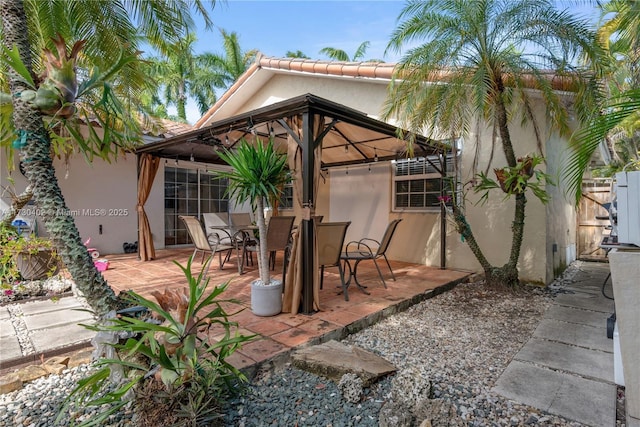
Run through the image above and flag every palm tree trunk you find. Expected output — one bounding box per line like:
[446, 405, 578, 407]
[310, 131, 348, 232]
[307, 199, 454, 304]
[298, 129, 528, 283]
[2, 0, 120, 316]
[491, 82, 527, 287]
[495, 78, 517, 167]
[451, 204, 493, 272]
[255, 197, 270, 285]
[507, 193, 526, 268]
[177, 83, 187, 120]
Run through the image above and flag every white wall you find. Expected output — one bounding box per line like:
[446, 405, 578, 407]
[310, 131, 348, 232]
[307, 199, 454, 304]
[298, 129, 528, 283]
[545, 130, 578, 283]
[238, 74, 391, 118]
[1, 150, 139, 255]
[329, 162, 390, 245]
[443, 115, 550, 283]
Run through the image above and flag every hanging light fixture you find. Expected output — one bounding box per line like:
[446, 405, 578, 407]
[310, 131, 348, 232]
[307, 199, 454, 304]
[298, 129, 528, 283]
[190, 150, 194, 162]
[344, 144, 349, 153]
[247, 117, 256, 135]
[346, 166, 349, 175]
[374, 148, 379, 162]
[225, 135, 230, 145]
[269, 122, 275, 138]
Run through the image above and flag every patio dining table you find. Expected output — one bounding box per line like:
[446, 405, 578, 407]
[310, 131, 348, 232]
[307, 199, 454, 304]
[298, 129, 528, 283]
[208, 224, 258, 274]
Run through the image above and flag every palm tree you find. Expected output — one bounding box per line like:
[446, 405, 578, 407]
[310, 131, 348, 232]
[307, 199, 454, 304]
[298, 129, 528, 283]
[199, 28, 258, 91]
[1, 0, 215, 316]
[565, 0, 640, 201]
[145, 33, 223, 122]
[285, 50, 310, 59]
[319, 41, 382, 62]
[383, 0, 599, 287]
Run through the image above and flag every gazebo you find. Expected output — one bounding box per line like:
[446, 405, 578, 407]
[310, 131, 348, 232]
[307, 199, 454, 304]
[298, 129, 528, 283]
[135, 93, 451, 314]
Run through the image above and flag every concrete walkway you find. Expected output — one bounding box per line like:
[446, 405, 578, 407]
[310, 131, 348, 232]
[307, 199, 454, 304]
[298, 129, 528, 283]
[0, 296, 95, 369]
[494, 262, 617, 426]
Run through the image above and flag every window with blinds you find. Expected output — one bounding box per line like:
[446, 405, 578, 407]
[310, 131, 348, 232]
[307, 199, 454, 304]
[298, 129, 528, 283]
[392, 155, 456, 211]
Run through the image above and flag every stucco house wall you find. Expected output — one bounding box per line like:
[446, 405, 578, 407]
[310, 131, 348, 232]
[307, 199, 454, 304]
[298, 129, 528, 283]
[0, 151, 143, 255]
[201, 67, 576, 283]
[0, 152, 246, 256]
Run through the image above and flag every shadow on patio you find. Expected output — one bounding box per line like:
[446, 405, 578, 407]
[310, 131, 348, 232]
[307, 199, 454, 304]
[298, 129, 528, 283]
[103, 248, 470, 372]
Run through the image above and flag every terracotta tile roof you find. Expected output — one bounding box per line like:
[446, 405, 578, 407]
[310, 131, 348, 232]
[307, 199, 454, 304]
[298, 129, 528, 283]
[143, 118, 193, 138]
[157, 119, 193, 137]
[255, 54, 577, 91]
[195, 53, 579, 128]
[258, 55, 398, 79]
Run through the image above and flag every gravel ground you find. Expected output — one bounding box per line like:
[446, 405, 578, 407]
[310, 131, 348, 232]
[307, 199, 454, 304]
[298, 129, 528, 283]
[0, 262, 617, 426]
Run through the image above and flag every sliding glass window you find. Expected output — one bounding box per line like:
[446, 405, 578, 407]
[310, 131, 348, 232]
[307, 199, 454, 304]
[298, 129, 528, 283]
[164, 167, 228, 246]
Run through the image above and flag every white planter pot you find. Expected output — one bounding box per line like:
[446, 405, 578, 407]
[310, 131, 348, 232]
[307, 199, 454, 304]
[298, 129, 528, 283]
[251, 278, 283, 317]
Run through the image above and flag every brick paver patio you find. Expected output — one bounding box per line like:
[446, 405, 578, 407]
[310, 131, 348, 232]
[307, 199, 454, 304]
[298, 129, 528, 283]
[102, 248, 470, 371]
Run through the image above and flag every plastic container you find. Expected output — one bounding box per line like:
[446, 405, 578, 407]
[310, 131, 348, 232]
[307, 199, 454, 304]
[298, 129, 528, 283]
[94, 259, 110, 272]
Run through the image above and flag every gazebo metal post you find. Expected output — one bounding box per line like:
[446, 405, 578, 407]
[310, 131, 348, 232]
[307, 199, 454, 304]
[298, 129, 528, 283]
[301, 111, 315, 314]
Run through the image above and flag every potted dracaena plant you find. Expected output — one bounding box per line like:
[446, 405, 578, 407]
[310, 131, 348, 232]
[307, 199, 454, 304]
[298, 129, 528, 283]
[216, 138, 291, 316]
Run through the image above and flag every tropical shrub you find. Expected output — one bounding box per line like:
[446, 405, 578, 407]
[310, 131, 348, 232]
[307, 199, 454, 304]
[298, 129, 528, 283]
[59, 256, 256, 427]
[0, 224, 60, 286]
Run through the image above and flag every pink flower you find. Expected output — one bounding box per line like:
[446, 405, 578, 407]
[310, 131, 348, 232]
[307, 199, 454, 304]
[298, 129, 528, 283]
[4, 289, 14, 296]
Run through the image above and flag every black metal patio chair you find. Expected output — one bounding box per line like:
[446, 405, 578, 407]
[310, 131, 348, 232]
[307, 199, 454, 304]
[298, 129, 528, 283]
[342, 219, 402, 288]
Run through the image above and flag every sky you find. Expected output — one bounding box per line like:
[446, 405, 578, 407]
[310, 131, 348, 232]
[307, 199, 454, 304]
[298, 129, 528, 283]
[194, 1, 407, 63]
[175, 0, 602, 123]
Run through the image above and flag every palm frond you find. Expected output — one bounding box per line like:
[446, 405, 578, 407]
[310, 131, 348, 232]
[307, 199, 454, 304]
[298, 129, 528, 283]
[565, 88, 640, 203]
[318, 47, 349, 62]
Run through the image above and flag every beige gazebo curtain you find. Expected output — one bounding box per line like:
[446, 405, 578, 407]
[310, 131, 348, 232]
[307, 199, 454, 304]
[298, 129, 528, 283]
[282, 115, 324, 314]
[137, 153, 160, 261]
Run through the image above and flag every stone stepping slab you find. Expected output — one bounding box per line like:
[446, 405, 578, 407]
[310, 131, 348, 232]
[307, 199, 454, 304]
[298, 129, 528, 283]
[292, 340, 396, 386]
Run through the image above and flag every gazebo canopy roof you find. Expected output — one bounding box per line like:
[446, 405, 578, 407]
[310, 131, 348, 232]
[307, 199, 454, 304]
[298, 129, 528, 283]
[135, 93, 450, 168]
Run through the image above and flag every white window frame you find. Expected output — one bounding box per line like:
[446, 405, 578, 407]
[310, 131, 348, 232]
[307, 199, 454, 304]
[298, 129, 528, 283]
[392, 154, 457, 213]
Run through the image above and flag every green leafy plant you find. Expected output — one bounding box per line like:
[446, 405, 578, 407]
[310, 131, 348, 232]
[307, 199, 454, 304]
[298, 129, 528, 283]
[474, 154, 553, 205]
[0, 225, 59, 286]
[1, 34, 142, 160]
[59, 256, 256, 427]
[216, 138, 291, 287]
